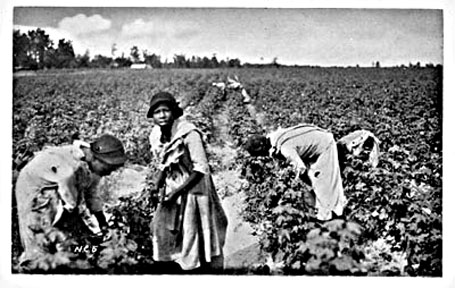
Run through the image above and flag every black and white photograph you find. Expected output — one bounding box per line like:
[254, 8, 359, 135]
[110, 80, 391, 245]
[1, 0, 454, 286]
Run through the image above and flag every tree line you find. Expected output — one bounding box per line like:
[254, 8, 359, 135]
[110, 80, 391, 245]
[14, 28, 436, 71]
[13, 28, 243, 70]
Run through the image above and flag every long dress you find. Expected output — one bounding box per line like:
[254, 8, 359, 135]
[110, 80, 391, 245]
[267, 124, 346, 221]
[149, 118, 228, 271]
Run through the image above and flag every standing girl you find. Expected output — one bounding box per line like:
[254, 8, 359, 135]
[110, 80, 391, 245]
[147, 91, 228, 273]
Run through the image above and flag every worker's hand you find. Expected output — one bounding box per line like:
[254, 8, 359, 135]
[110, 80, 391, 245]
[149, 187, 158, 197]
[162, 190, 180, 205]
[295, 165, 307, 181]
[148, 182, 162, 200]
[100, 226, 112, 242]
[90, 228, 111, 244]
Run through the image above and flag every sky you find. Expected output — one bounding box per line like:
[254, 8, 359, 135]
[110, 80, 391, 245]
[12, 6, 444, 67]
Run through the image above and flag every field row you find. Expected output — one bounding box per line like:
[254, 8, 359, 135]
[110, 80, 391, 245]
[12, 67, 442, 275]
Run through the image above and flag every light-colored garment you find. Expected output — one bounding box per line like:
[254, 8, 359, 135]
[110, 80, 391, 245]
[149, 118, 228, 270]
[337, 129, 380, 168]
[268, 124, 346, 221]
[15, 142, 104, 262]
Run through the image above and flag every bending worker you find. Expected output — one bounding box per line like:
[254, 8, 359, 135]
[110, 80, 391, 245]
[245, 123, 346, 221]
[15, 134, 127, 263]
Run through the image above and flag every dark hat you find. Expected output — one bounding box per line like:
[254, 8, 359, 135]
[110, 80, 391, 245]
[90, 134, 127, 166]
[244, 135, 271, 156]
[146, 92, 183, 119]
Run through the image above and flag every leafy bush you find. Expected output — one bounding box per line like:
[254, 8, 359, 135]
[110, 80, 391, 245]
[14, 170, 159, 274]
[12, 67, 442, 275]
[239, 154, 367, 275]
[224, 67, 442, 276]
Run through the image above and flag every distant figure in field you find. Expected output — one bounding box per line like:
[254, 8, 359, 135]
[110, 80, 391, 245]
[15, 134, 127, 264]
[147, 91, 228, 273]
[212, 75, 251, 104]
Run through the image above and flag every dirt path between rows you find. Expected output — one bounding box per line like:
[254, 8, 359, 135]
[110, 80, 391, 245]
[208, 104, 265, 271]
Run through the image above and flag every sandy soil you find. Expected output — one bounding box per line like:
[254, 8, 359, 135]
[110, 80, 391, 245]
[209, 103, 264, 269]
